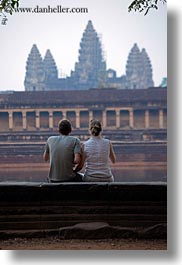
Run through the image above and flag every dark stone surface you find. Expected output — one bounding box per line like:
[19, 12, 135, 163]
[0, 182, 167, 239]
[0, 182, 167, 203]
[58, 222, 167, 239]
[59, 222, 138, 239]
[138, 224, 167, 239]
[0, 88, 167, 108]
[0, 182, 41, 205]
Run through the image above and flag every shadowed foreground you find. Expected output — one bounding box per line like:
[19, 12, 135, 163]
[0, 237, 167, 250]
[0, 182, 167, 237]
[0, 181, 167, 251]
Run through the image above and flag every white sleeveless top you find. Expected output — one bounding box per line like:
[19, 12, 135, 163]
[83, 136, 113, 179]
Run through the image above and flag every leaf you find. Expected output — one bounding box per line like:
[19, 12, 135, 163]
[128, 0, 166, 15]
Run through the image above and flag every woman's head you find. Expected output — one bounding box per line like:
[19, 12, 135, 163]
[58, 119, 72, 135]
[89, 119, 102, 136]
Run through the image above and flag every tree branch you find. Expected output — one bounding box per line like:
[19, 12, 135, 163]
[0, 0, 19, 13]
[128, 0, 166, 15]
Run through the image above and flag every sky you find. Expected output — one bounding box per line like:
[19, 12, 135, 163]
[0, 0, 167, 91]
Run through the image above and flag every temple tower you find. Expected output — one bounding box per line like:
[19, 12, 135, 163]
[24, 44, 46, 91]
[125, 43, 154, 89]
[71, 20, 106, 89]
[125, 43, 143, 89]
[140, 48, 154, 88]
[43, 49, 58, 86]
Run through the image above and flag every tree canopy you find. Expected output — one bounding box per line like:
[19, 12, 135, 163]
[0, 0, 19, 13]
[128, 0, 167, 15]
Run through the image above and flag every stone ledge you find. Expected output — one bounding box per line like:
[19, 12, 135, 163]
[0, 223, 167, 240]
[0, 181, 167, 201]
[58, 222, 167, 239]
[0, 182, 167, 239]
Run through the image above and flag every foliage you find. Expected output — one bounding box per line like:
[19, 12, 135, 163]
[128, 0, 167, 15]
[0, 0, 19, 24]
[0, 0, 19, 14]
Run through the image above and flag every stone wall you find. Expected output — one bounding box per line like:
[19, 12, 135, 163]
[0, 88, 167, 132]
[0, 141, 167, 164]
[0, 182, 167, 239]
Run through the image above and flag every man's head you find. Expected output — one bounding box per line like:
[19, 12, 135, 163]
[58, 119, 72, 135]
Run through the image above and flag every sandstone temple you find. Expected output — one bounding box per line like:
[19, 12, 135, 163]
[24, 20, 155, 91]
[0, 21, 167, 184]
[0, 88, 166, 139]
[0, 19, 167, 240]
[0, 87, 167, 180]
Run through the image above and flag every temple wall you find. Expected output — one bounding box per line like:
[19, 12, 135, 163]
[0, 107, 167, 132]
[27, 112, 36, 131]
[0, 141, 167, 170]
[0, 112, 9, 131]
[0, 88, 167, 133]
[134, 110, 145, 129]
[120, 110, 129, 128]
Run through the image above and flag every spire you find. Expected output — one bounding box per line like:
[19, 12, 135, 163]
[140, 48, 154, 87]
[126, 43, 141, 77]
[125, 43, 142, 89]
[125, 43, 154, 89]
[85, 20, 94, 31]
[71, 20, 106, 89]
[24, 44, 46, 91]
[43, 49, 58, 82]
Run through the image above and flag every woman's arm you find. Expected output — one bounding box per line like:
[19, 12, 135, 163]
[43, 150, 49, 162]
[43, 142, 50, 162]
[109, 142, 116, 164]
[74, 144, 85, 172]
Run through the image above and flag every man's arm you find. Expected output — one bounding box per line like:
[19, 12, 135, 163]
[74, 153, 81, 165]
[74, 144, 85, 172]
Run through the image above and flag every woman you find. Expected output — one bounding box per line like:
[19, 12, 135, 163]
[81, 119, 116, 182]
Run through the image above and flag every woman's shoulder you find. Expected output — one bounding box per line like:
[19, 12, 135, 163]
[84, 138, 92, 145]
[102, 138, 110, 143]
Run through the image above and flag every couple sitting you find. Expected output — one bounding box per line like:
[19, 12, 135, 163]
[43, 119, 116, 182]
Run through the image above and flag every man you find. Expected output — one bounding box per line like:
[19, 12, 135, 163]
[43, 119, 82, 182]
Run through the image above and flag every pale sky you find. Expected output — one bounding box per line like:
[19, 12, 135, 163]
[0, 0, 167, 91]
